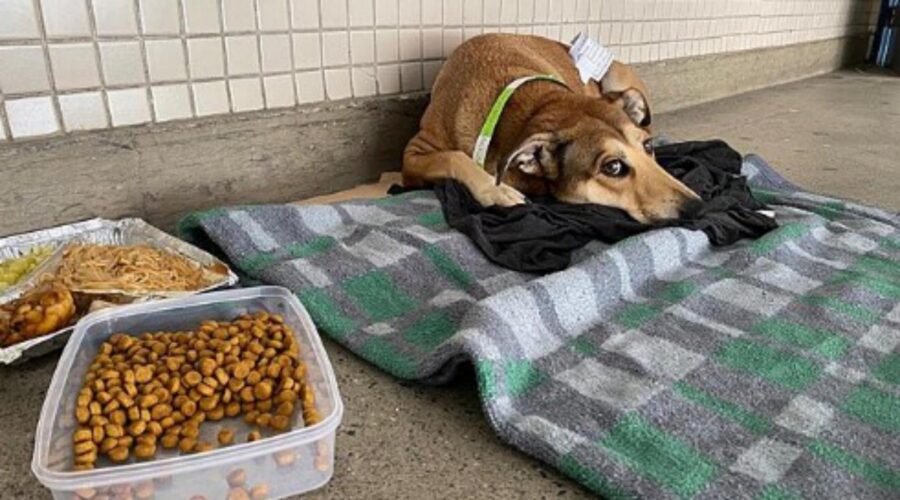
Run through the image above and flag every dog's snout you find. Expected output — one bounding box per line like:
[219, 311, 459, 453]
[678, 198, 704, 220]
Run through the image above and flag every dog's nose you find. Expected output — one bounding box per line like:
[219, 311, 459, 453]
[678, 198, 704, 220]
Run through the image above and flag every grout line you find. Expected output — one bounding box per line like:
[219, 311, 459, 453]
[85, 0, 114, 130]
[252, 0, 267, 109]
[29, 0, 65, 137]
[0, 18, 873, 46]
[316, 0, 327, 100]
[0, 83, 11, 141]
[0, 61, 456, 101]
[345, 0, 353, 97]
[216, 0, 234, 113]
[285, 0, 300, 105]
[133, 0, 158, 123]
[176, 0, 198, 118]
[371, 0, 380, 95]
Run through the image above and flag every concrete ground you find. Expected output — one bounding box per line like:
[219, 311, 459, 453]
[1, 69, 897, 500]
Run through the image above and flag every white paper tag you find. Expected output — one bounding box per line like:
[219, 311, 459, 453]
[568, 32, 615, 84]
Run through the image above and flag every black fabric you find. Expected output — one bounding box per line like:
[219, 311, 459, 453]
[429, 140, 778, 274]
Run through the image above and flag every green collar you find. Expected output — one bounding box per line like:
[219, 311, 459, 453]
[471, 74, 569, 168]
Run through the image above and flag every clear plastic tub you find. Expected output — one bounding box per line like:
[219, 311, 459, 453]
[32, 286, 343, 499]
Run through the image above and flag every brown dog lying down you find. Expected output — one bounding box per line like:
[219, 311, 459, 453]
[402, 33, 701, 223]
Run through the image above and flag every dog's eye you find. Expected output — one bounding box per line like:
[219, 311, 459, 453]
[643, 139, 654, 155]
[600, 160, 628, 177]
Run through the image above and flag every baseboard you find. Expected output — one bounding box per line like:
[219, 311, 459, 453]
[0, 34, 871, 235]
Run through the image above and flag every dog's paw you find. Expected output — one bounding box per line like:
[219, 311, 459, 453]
[475, 183, 526, 207]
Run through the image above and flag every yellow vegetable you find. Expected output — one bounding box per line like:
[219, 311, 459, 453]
[0, 246, 53, 292]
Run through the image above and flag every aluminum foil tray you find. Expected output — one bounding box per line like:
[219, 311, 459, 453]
[0, 218, 238, 364]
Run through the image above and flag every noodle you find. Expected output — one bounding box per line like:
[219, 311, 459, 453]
[54, 244, 216, 293]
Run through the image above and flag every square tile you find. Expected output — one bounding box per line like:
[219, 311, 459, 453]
[145, 39, 187, 82]
[351, 67, 377, 97]
[263, 74, 295, 108]
[400, 62, 421, 92]
[350, 31, 375, 64]
[92, 0, 138, 36]
[258, 0, 289, 31]
[518, 0, 533, 22]
[375, 0, 397, 26]
[49, 44, 100, 90]
[399, 29, 420, 60]
[484, 0, 501, 23]
[324, 68, 351, 100]
[443, 29, 463, 57]
[292, 33, 321, 69]
[139, 0, 180, 34]
[444, 0, 463, 24]
[59, 92, 107, 131]
[108, 87, 151, 126]
[291, 0, 319, 29]
[184, 0, 221, 34]
[187, 38, 225, 79]
[422, 0, 442, 25]
[464, 0, 483, 24]
[398, 0, 421, 25]
[730, 438, 802, 483]
[422, 61, 442, 88]
[0, 46, 50, 93]
[348, 0, 374, 27]
[99, 42, 145, 86]
[320, 0, 347, 28]
[229, 77, 263, 111]
[223, 0, 255, 31]
[376, 64, 399, 94]
[226, 35, 260, 75]
[775, 395, 834, 438]
[321, 32, 349, 66]
[0, 0, 39, 39]
[192, 80, 229, 116]
[261, 34, 291, 72]
[5, 97, 59, 138]
[40, 0, 90, 37]
[422, 28, 442, 58]
[152, 84, 192, 122]
[376, 30, 398, 62]
[295, 70, 324, 103]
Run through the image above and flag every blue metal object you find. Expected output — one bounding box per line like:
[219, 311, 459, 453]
[869, 0, 899, 67]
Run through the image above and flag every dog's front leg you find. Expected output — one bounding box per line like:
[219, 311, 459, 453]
[402, 147, 525, 207]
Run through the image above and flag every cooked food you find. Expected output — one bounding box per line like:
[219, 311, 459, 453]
[0, 245, 54, 292]
[55, 244, 220, 293]
[0, 281, 76, 347]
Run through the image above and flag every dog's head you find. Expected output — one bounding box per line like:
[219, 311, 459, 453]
[500, 88, 700, 223]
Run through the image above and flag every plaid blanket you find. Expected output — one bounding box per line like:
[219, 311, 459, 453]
[179, 155, 900, 499]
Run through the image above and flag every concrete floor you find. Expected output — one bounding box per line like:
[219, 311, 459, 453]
[1, 69, 898, 500]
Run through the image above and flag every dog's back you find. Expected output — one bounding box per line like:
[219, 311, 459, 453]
[422, 34, 589, 154]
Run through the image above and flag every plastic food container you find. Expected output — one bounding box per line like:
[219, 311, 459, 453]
[32, 287, 343, 499]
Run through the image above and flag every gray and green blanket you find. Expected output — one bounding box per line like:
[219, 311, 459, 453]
[179, 155, 900, 499]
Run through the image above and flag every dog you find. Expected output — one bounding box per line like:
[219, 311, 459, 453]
[402, 34, 700, 223]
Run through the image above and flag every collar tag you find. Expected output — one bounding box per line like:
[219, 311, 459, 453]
[569, 32, 614, 84]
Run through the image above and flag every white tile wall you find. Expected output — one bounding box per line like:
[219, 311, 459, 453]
[0, 0, 880, 140]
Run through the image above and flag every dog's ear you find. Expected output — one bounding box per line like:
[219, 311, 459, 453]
[605, 88, 651, 127]
[600, 62, 652, 127]
[501, 133, 562, 180]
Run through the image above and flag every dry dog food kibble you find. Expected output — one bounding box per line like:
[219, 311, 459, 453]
[70, 312, 317, 469]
